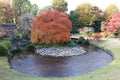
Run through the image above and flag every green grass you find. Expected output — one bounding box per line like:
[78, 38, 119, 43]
[0, 39, 120, 80]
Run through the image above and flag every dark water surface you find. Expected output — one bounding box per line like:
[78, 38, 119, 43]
[10, 46, 113, 77]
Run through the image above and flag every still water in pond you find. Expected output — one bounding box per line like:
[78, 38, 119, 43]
[10, 46, 113, 77]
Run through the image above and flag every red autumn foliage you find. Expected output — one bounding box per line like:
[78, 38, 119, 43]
[106, 13, 120, 33]
[87, 33, 102, 41]
[31, 10, 72, 44]
[93, 33, 102, 41]
[101, 13, 120, 37]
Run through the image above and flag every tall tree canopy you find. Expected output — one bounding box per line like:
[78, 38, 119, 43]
[51, 0, 68, 13]
[31, 4, 39, 15]
[75, 3, 96, 27]
[101, 13, 120, 38]
[12, 0, 40, 24]
[104, 4, 119, 20]
[0, 0, 14, 23]
[12, 0, 32, 16]
[38, 5, 55, 14]
[69, 11, 81, 33]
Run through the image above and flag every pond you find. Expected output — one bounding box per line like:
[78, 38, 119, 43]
[9, 45, 113, 77]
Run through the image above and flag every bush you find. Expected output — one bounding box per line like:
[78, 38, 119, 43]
[83, 40, 90, 45]
[1, 41, 12, 49]
[38, 44, 52, 48]
[65, 41, 77, 47]
[26, 43, 36, 52]
[11, 47, 22, 53]
[77, 36, 90, 45]
[77, 36, 85, 44]
[1, 38, 11, 41]
[0, 43, 8, 56]
[37, 41, 77, 48]
[22, 31, 30, 40]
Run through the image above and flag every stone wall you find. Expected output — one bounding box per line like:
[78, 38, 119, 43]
[0, 24, 15, 37]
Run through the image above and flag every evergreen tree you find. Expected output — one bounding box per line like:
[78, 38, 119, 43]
[69, 11, 81, 33]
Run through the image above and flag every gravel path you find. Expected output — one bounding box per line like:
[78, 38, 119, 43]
[36, 46, 86, 57]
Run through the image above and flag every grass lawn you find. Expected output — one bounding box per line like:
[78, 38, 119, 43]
[0, 39, 120, 80]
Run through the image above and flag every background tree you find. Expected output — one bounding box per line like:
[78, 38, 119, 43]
[91, 6, 103, 19]
[12, 0, 32, 16]
[12, 0, 32, 23]
[51, 0, 68, 13]
[107, 13, 120, 37]
[31, 10, 72, 44]
[104, 4, 119, 20]
[69, 11, 81, 33]
[16, 12, 34, 39]
[38, 5, 55, 14]
[75, 3, 96, 27]
[4, 5, 15, 23]
[31, 4, 39, 15]
[0, 2, 7, 23]
[0, 0, 14, 23]
[91, 6, 104, 32]
[20, 1, 32, 14]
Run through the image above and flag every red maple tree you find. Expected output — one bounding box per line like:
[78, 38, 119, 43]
[31, 10, 72, 44]
[101, 13, 120, 38]
[107, 13, 120, 33]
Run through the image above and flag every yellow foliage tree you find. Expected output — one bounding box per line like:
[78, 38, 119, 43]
[0, 0, 14, 23]
[76, 3, 97, 27]
[104, 4, 119, 20]
[51, 0, 68, 13]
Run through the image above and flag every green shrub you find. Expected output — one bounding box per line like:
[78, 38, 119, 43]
[83, 40, 90, 45]
[66, 41, 77, 47]
[22, 31, 30, 40]
[38, 44, 53, 48]
[11, 47, 22, 53]
[26, 43, 36, 52]
[77, 36, 85, 44]
[77, 36, 90, 45]
[87, 31, 95, 35]
[37, 41, 77, 48]
[59, 41, 77, 47]
[3, 38, 12, 41]
[0, 43, 8, 56]
[1, 41, 12, 49]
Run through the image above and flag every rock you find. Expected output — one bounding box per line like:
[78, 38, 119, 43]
[36, 46, 86, 57]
